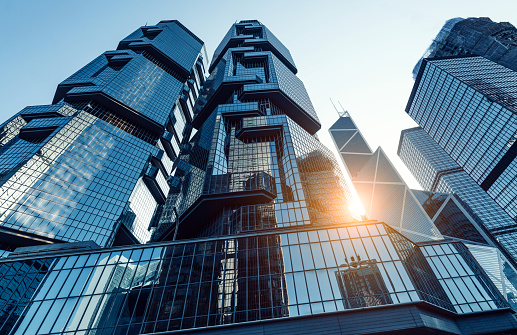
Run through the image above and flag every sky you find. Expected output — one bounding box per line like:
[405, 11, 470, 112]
[1, 0, 517, 190]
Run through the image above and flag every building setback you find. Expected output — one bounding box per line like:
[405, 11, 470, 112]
[0, 20, 516, 335]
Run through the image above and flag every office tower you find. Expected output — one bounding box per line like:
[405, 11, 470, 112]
[0, 21, 206, 254]
[1, 20, 517, 335]
[331, 112, 517, 309]
[413, 17, 517, 79]
[405, 55, 517, 255]
[398, 127, 517, 258]
[150, 19, 353, 241]
[329, 111, 442, 242]
[330, 112, 494, 244]
[408, 20, 517, 223]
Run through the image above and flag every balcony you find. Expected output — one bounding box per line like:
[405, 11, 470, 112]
[173, 171, 276, 239]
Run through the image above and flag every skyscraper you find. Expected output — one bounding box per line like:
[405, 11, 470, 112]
[0, 20, 517, 335]
[330, 112, 496, 245]
[413, 17, 517, 79]
[404, 45, 517, 264]
[0, 20, 206, 255]
[398, 127, 517, 261]
[407, 18, 517, 225]
[329, 111, 442, 242]
[150, 19, 353, 242]
[330, 112, 517, 309]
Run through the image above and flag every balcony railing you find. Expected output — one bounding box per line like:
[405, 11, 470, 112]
[203, 171, 275, 196]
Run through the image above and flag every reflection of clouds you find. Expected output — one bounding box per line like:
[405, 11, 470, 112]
[120, 178, 156, 243]
[0, 112, 115, 244]
[17, 250, 164, 334]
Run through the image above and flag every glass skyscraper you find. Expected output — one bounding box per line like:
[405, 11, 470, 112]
[0, 19, 517, 335]
[398, 127, 517, 262]
[330, 113, 495, 245]
[0, 20, 206, 254]
[329, 112, 443, 242]
[407, 18, 517, 226]
[330, 112, 517, 310]
[413, 17, 517, 79]
[403, 38, 517, 265]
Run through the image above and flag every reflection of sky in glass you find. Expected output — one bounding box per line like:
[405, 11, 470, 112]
[0, 111, 159, 246]
[1, 222, 504, 333]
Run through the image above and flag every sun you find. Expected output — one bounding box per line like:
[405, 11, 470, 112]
[348, 197, 367, 221]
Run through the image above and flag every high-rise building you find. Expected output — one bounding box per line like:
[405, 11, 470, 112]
[398, 127, 517, 261]
[1, 20, 517, 335]
[407, 18, 517, 225]
[329, 111, 442, 242]
[413, 17, 517, 79]
[331, 112, 517, 309]
[405, 50, 517, 260]
[0, 20, 207, 255]
[330, 112, 495, 245]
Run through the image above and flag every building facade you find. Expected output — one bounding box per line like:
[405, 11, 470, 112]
[3, 221, 517, 334]
[404, 54, 517, 258]
[0, 19, 516, 335]
[398, 127, 517, 262]
[413, 17, 517, 79]
[0, 20, 207, 255]
[150, 20, 353, 242]
[407, 19, 517, 224]
[331, 112, 517, 310]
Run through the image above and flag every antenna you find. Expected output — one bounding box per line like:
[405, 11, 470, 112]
[337, 101, 349, 117]
[330, 98, 340, 116]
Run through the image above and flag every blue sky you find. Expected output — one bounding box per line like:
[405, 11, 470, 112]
[1, 0, 516, 189]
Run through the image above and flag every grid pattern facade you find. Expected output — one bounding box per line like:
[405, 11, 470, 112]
[398, 128, 517, 262]
[488, 158, 517, 220]
[119, 21, 205, 74]
[398, 127, 461, 191]
[467, 243, 517, 310]
[413, 190, 488, 244]
[0, 222, 508, 334]
[61, 51, 186, 127]
[210, 21, 297, 74]
[1, 18, 516, 335]
[413, 17, 517, 79]
[421, 242, 506, 313]
[0, 21, 206, 251]
[407, 56, 517, 222]
[155, 106, 352, 240]
[0, 109, 159, 247]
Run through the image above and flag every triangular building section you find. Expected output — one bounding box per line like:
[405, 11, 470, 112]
[341, 153, 372, 178]
[353, 150, 379, 182]
[352, 182, 374, 216]
[374, 149, 403, 183]
[341, 132, 372, 154]
[411, 190, 448, 219]
[329, 117, 357, 131]
[369, 183, 405, 226]
[400, 188, 442, 241]
[330, 130, 357, 150]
